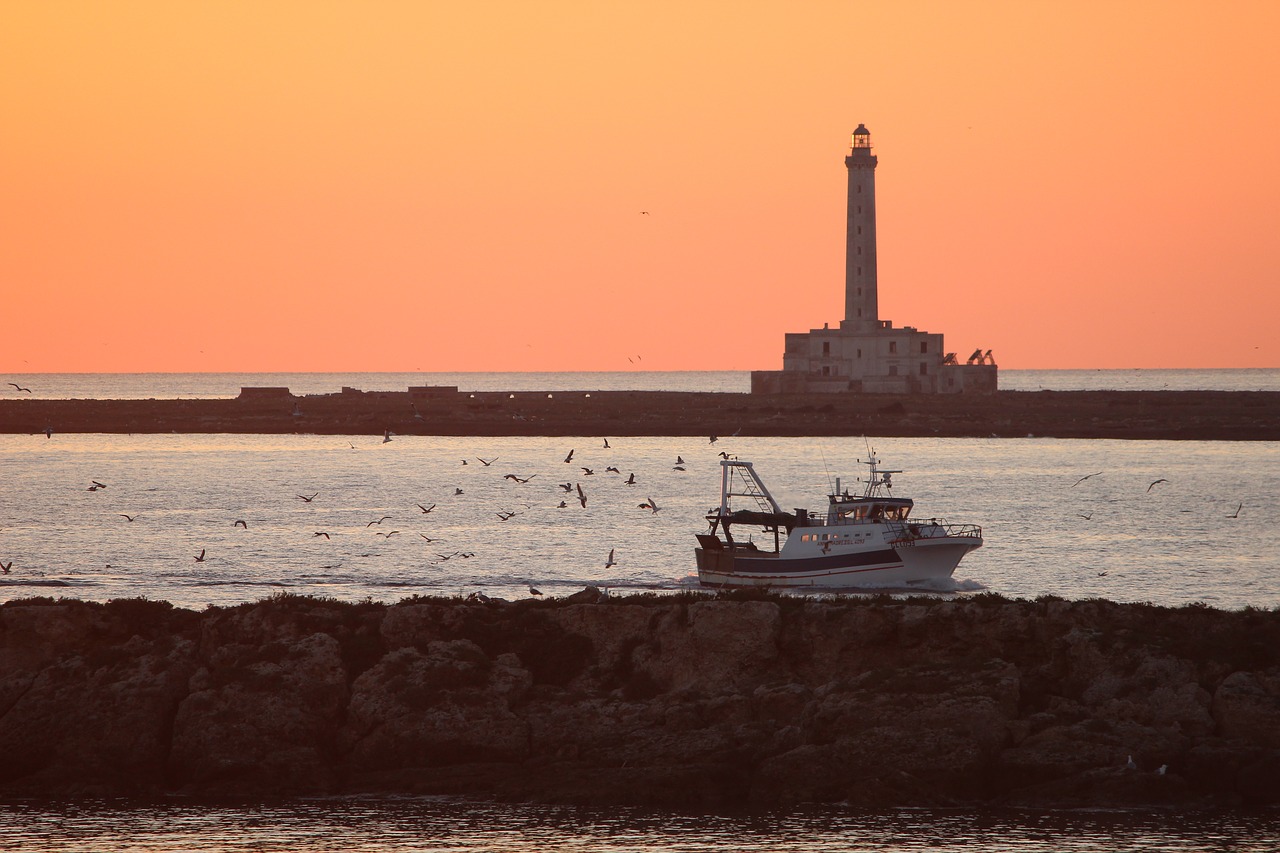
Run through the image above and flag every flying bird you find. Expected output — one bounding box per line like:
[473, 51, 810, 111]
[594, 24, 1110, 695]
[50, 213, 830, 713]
[576, 483, 587, 508]
[383, 429, 394, 443]
[605, 466, 620, 474]
[8, 383, 31, 393]
[1, 561, 12, 574]
[1227, 502, 1243, 518]
[418, 533, 436, 542]
[366, 516, 393, 527]
[639, 497, 660, 514]
[478, 457, 498, 466]
[559, 482, 574, 492]
[1147, 478, 1168, 493]
[557, 501, 567, 508]
[120, 514, 136, 522]
[672, 465, 685, 472]
[709, 435, 718, 444]
[564, 449, 575, 464]
[194, 549, 206, 563]
[676, 456, 685, 465]
[416, 503, 436, 514]
[625, 473, 636, 485]
[504, 474, 536, 483]
[605, 548, 616, 568]
[1071, 472, 1102, 487]
[233, 519, 247, 529]
[602, 438, 610, 448]
[455, 487, 464, 495]
[297, 493, 319, 502]
[496, 511, 518, 521]
[581, 467, 595, 476]
[314, 532, 331, 539]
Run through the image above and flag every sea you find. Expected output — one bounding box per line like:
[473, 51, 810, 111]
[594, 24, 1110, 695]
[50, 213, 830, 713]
[1, 368, 1278, 850]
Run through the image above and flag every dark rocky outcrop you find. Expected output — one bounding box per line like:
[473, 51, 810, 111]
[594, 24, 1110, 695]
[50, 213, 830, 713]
[1, 592, 1278, 808]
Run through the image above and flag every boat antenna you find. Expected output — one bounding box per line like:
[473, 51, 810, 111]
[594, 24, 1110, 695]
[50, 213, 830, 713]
[820, 446, 835, 495]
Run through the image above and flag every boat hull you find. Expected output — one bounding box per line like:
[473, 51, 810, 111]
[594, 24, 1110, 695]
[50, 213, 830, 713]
[695, 536, 981, 589]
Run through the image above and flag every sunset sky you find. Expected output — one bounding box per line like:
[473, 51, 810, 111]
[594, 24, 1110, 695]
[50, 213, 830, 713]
[3, 1, 1278, 372]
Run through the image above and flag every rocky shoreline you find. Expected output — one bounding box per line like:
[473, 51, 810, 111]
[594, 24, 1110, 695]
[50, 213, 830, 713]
[1, 389, 1279, 440]
[1, 591, 1277, 808]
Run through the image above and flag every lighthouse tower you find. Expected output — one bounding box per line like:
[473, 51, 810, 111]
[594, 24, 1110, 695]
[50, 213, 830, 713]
[750, 125, 997, 394]
[843, 124, 878, 332]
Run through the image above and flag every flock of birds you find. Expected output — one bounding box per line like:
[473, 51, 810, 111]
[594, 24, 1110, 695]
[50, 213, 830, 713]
[1, 432, 740, 599]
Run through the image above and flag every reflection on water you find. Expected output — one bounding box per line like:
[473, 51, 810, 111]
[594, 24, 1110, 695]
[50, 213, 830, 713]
[1, 800, 1278, 852]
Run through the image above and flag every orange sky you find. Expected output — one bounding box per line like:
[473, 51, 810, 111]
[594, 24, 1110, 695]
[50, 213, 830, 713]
[3, 1, 1278, 372]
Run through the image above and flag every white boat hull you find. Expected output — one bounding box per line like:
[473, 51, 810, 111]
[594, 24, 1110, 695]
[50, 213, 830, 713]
[695, 535, 981, 589]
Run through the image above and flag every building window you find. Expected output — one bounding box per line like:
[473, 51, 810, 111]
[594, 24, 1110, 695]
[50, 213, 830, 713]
[857, 267, 862, 275]
[920, 341, 928, 354]
[857, 205, 862, 214]
[822, 366, 830, 376]
[919, 363, 928, 375]
[857, 287, 862, 296]
[857, 185, 862, 194]
[857, 247, 862, 255]
[889, 341, 897, 354]
[857, 349, 862, 358]
[822, 341, 830, 356]
[857, 309, 862, 317]
[857, 226, 862, 234]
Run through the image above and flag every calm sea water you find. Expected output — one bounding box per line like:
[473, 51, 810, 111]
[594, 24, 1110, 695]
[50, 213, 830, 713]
[1, 433, 1276, 609]
[1, 800, 1278, 852]
[3, 370, 1277, 850]
[1, 368, 1278, 399]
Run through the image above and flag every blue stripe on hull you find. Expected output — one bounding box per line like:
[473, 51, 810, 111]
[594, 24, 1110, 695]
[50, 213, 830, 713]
[695, 547, 902, 575]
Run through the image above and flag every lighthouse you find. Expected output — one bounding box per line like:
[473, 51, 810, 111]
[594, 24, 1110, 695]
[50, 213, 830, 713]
[843, 124, 879, 332]
[751, 126, 997, 394]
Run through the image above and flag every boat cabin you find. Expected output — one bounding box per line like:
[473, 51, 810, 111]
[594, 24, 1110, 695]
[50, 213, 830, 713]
[827, 494, 914, 524]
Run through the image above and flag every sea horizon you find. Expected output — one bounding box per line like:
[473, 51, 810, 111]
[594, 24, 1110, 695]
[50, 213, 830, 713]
[2, 367, 1278, 400]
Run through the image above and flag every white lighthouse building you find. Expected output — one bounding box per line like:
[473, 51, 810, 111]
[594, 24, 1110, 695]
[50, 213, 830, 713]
[751, 125, 997, 394]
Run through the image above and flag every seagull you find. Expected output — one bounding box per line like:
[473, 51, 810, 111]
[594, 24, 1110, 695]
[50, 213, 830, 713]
[719, 451, 731, 460]
[418, 533, 436, 542]
[576, 483, 587, 508]
[297, 493, 319, 502]
[557, 501, 567, 508]
[314, 532, 331, 539]
[709, 435, 718, 444]
[376, 530, 401, 537]
[44, 426, 52, 438]
[461, 459, 468, 465]
[0, 561, 11, 574]
[1097, 571, 1108, 577]
[233, 519, 247, 529]
[1078, 512, 1093, 520]
[504, 474, 536, 483]
[91, 480, 107, 490]
[1157, 764, 1167, 776]
[528, 585, 543, 596]
[605, 466, 620, 474]
[478, 457, 498, 466]
[455, 488, 464, 495]
[1227, 502, 1243, 519]
[581, 467, 595, 476]
[625, 473, 636, 485]
[496, 511, 517, 521]
[120, 514, 136, 522]
[645, 497, 660, 513]
[1126, 755, 1137, 770]
[194, 549, 206, 563]
[605, 548, 616, 568]
[676, 456, 685, 465]
[1146, 478, 1168, 493]
[383, 429, 394, 443]
[603, 438, 610, 448]
[416, 503, 436, 514]
[672, 465, 685, 472]
[1072, 472, 1102, 487]
[559, 482, 574, 492]
[8, 383, 31, 393]
[366, 516, 393, 526]
[564, 449, 575, 464]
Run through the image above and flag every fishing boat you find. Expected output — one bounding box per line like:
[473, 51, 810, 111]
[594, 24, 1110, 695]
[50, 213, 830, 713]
[694, 455, 982, 589]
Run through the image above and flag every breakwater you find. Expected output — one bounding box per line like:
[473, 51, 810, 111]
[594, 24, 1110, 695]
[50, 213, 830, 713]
[1, 389, 1279, 440]
[1, 592, 1277, 807]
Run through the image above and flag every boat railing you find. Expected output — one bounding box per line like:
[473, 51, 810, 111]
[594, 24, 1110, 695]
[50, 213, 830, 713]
[887, 520, 983, 545]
